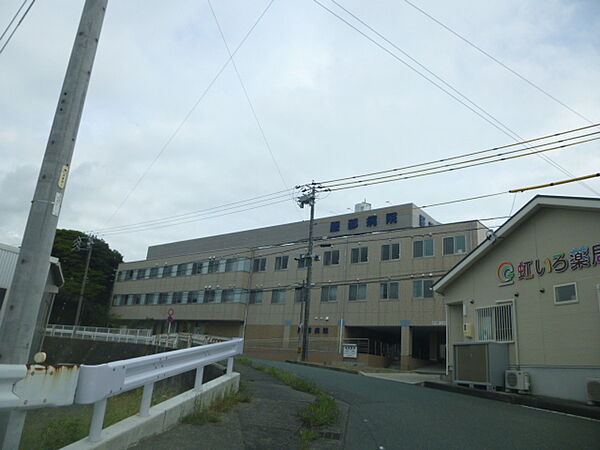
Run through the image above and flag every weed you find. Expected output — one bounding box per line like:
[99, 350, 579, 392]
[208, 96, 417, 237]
[298, 428, 321, 449]
[37, 417, 86, 450]
[182, 407, 222, 425]
[299, 394, 339, 428]
[183, 384, 252, 425]
[236, 357, 253, 366]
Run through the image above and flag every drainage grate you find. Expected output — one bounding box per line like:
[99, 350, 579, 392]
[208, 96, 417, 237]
[319, 431, 342, 440]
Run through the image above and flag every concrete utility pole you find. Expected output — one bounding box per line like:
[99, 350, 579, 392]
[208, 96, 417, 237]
[74, 235, 95, 327]
[0, 1, 108, 448]
[298, 183, 317, 362]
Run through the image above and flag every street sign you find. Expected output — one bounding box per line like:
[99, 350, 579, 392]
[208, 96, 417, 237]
[167, 308, 174, 316]
[167, 316, 173, 323]
[343, 343, 358, 359]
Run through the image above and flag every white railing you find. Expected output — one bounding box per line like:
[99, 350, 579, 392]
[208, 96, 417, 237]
[75, 337, 243, 442]
[45, 324, 154, 344]
[152, 332, 231, 349]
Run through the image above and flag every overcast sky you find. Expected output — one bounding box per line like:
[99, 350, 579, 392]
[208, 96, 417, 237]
[1, 0, 599, 261]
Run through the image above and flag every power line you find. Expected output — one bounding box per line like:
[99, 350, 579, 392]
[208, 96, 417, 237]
[312, 0, 600, 196]
[318, 123, 599, 184]
[90, 188, 294, 234]
[0, 0, 36, 56]
[325, 135, 600, 191]
[103, 0, 277, 226]
[0, 0, 28, 43]
[207, 0, 290, 197]
[401, 0, 594, 124]
[321, 129, 600, 189]
[99, 197, 292, 237]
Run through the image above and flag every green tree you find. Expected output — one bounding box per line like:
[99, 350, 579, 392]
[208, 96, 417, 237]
[50, 229, 123, 326]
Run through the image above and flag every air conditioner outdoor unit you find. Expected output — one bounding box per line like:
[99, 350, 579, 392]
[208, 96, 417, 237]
[585, 378, 600, 405]
[505, 370, 530, 391]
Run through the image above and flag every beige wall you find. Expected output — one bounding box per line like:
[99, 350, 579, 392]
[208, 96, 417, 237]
[443, 207, 600, 369]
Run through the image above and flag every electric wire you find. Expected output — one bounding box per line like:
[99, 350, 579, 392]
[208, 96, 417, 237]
[321, 130, 600, 189]
[90, 188, 295, 234]
[401, 0, 594, 124]
[325, 136, 600, 191]
[207, 0, 290, 199]
[99, 197, 292, 237]
[0, 0, 28, 43]
[103, 0, 276, 226]
[0, 0, 35, 55]
[312, 0, 600, 196]
[318, 123, 599, 184]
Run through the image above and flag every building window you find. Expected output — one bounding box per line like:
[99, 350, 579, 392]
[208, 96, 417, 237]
[249, 290, 263, 304]
[207, 260, 220, 273]
[413, 280, 434, 298]
[348, 218, 359, 230]
[225, 258, 237, 272]
[386, 212, 397, 225]
[188, 291, 201, 304]
[294, 287, 304, 303]
[323, 327, 329, 334]
[252, 258, 267, 272]
[324, 250, 340, 266]
[350, 247, 368, 263]
[221, 289, 235, 303]
[297, 256, 308, 269]
[554, 282, 578, 304]
[413, 239, 434, 257]
[366, 215, 377, 227]
[330, 221, 340, 232]
[321, 285, 338, 302]
[315, 327, 321, 334]
[477, 303, 513, 342]
[192, 262, 204, 275]
[147, 293, 159, 305]
[176, 264, 187, 276]
[381, 243, 400, 261]
[349, 283, 367, 301]
[149, 267, 159, 278]
[275, 256, 289, 271]
[125, 270, 134, 280]
[158, 292, 169, 304]
[443, 235, 467, 255]
[380, 282, 399, 300]
[204, 289, 216, 303]
[271, 289, 287, 304]
[172, 292, 183, 304]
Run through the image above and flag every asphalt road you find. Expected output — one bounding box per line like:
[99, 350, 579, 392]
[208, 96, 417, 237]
[251, 359, 600, 450]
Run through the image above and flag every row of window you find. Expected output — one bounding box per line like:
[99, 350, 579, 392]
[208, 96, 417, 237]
[117, 236, 467, 282]
[112, 279, 435, 307]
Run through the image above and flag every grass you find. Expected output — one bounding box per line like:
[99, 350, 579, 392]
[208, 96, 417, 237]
[183, 382, 252, 426]
[21, 378, 185, 450]
[239, 359, 340, 449]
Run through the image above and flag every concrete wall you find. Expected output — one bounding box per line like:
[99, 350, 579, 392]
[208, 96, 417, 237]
[442, 206, 600, 401]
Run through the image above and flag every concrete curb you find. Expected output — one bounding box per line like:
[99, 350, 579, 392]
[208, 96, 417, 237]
[284, 360, 361, 375]
[63, 373, 240, 450]
[423, 381, 600, 421]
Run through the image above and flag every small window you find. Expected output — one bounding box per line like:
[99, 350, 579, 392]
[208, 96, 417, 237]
[172, 292, 183, 304]
[381, 243, 400, 261]
[324, 250, 340, 266]
[349, 283, 367, 301]
[315, 327, 321, 334]
[149, 267, 159, 278]
[176, 264, 187, 276]
[207, 260, 220, 273]
[413, 239, 434, 258]
[221, 289, 235, 303]
[554, 283, 578, 304]
[323, 327, 329, 334]
[275, 256, 289, 271]
[188, 291, 201, 304]
[204, 289, 216, 303]
[225, 258, 237, 272]
[249, 290, 263, 304]
[252, 258, 267, 272]
[413, 280, 434, 298]
[443, 235, 467, 255]
[294, 287, 304, 303]
[271, 289, 287, 304]
[350, 247, 368, 263]
[321, 285, 338, 302]
[297, 256, 308, 269]
[380, 282, 399, 300]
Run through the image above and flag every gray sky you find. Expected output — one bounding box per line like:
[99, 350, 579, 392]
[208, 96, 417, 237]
[1, 0, 599, 261]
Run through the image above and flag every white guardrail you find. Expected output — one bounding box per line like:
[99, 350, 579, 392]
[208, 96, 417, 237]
[45, 324, 154, 345]
[0, 338, 244, 444]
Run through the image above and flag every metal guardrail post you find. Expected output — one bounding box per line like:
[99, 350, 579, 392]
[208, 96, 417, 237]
[139, 383, 153, 417]
[194, 367, 204, 390]
[227, 357, 234, 375]
[89, 398, 107, 442]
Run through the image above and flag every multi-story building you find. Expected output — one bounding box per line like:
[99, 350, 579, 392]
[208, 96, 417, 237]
[110, 202, 486, 369]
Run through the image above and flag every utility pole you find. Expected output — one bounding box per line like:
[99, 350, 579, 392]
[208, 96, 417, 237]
[74, 234, 95, 327]
[0, 2, 108, 448]
[298, 183, 317, 362]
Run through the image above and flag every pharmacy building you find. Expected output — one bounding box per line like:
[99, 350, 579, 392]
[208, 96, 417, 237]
[111, 202, 486, 369]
